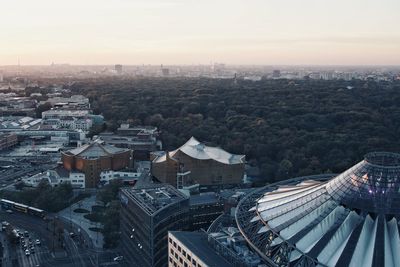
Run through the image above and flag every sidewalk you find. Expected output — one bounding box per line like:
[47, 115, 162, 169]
[58, 195, 104, 249]
[0, 232, 12, 267]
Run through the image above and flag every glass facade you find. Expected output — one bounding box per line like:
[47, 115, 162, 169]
[235, 152, 400, 267]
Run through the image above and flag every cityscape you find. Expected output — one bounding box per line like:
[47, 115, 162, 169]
[1, 0, 400, 267]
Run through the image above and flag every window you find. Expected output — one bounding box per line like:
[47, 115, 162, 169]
[183, 251, 186, 257]
[179, 257, 183, 264]
[173, 241, 177, 248]
[192, 259, 196, 265]
[178, 246, 181, 252]
[187, 255, 191, 261]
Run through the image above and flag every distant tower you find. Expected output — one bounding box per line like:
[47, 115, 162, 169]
[0, 71, 3, 83]
[272, 70, 281, 78]
[162, 68, 170, 76]
[233, 73, 238, 85]
[115, 64, 123, 74]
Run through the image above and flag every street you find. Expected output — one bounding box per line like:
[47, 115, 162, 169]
[1, 209, 123, 266]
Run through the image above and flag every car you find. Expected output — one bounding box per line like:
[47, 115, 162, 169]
[35, 239, 41, 246]
[113, 256, 124, 262]
[30, 248, 35, 253]
[24, 231, 29, 237]
[6, 210, 13, 214]
[25, 249, 30, 256]
[69, 232, 75, 238]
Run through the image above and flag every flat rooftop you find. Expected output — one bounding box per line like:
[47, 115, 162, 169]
[169, 231, 232, 267]
[189, 192, 220, 206]
[122, 185, 188, 216]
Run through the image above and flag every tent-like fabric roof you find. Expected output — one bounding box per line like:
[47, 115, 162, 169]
[64, 140, 129, 159]
[153, 137, 245, 165]
[236, 152, 400, 267]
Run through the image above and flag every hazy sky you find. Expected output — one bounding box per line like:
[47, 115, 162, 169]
[1, 0, 399, 65]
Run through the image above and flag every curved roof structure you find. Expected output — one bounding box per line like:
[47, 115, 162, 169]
[235, 152, 400, 267]
[63, 140, 129, 159]
[154, 137, 245, 165]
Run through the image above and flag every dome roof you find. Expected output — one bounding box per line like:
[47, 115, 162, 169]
[235, 152, 400, 267]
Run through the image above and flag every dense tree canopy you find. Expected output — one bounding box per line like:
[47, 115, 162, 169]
[71, 77, 400, 183]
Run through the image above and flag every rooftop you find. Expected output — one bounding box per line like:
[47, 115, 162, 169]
[64, 140, 130, 158]
[154, 137, 245, 165]
[42, 109, 90, 116]
[189, 192, 221, 206]
[169, 231, 232, 267]
[121, 184, 188, 216]
[235, 152, 400, 267]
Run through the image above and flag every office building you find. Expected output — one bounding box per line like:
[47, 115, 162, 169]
[168, 231, 231, 267]
[120, 185, 189, 267]
[115, 64, 123, 74]
[272, 70, 281, 78]
[99, 124, 161, 160]
[188, 192, 224, 231]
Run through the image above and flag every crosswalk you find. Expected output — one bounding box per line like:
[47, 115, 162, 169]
[15, 243, 53, 267]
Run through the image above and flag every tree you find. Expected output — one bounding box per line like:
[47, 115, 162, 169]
[36, 102, 52, 118]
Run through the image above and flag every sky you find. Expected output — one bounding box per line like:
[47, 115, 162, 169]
[0, 0, 399, 65]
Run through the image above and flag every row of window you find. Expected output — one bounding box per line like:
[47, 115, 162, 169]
[169, 237, 202, 267]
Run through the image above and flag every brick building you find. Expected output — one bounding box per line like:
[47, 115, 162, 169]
[61, 141, 131, 188]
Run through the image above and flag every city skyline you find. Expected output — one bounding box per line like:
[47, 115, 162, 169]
[1, 0, 399, 66]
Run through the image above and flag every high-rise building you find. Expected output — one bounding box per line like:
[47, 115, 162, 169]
[115, 64, 123, 74]
[162, 68, 170, 76]
[120, 185, 189, 267]
[272, 69, 281, 78]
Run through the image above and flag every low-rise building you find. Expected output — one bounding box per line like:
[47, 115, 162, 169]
[40, 95, 90, 110]
[0, 133, 18, 150]
[99, 170, 141, 185]
[152, 137, 245, 188]
[41, 109, 103, 133]
[61, 141, 132, 188]
[24, 167, 86, 188]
